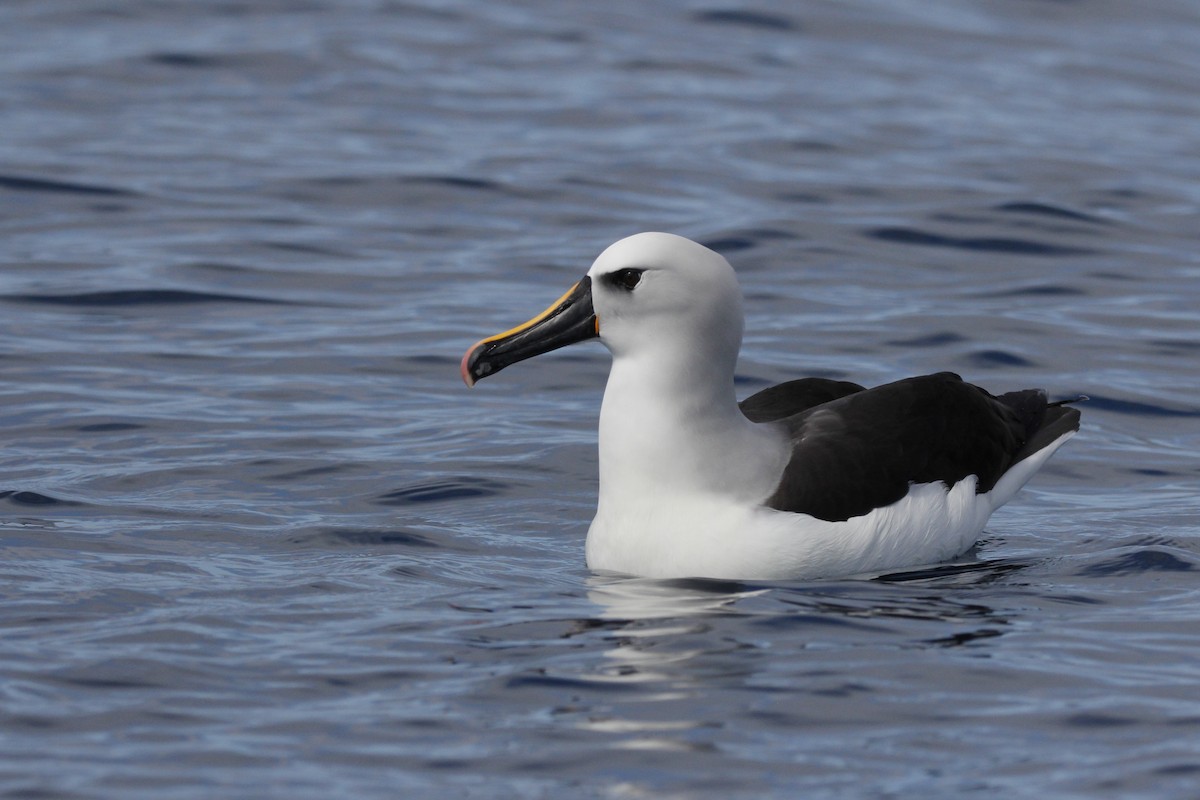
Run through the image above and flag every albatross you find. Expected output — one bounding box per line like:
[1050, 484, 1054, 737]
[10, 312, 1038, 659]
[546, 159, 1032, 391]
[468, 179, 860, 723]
[461, 232, 1081, 581]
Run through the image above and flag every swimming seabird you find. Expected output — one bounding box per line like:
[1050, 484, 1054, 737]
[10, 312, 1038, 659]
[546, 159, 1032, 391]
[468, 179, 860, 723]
[461, 232, 1081, 580]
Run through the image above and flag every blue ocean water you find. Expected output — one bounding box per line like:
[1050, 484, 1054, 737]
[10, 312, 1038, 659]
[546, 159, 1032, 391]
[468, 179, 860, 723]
[1, 1, 1199, 797]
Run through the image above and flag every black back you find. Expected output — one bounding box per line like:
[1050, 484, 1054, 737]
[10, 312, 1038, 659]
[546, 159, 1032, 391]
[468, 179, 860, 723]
[742, 371, 1080, 522]
[739, 377, 865, 422]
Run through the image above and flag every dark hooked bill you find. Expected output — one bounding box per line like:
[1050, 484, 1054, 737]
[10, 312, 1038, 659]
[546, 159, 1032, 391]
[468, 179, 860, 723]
[461, 276, 598, 386]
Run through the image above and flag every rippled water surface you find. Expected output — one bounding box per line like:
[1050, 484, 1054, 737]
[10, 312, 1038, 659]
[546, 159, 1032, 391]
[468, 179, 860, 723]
[2, 1, 1199, 797]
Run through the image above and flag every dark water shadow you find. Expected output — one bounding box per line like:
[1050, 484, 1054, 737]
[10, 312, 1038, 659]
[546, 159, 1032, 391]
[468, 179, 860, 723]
[994, 201, 1110, 225]
[145, 52, 223, 68]
[692, 9, 800, 31]
[874, 558, 1029, 585]
[983, 283, 1087, 298]
[0, 173, 136, 197]
[965, 349, 1038, 368]
[1077, 547, 1195, 577]
[886, 331, 968, 348]
[1082, 394, 1200, 418]
[375, 477, 509, 506]
[2, 289, 304, 308]
[0, 490, 84, 508]
[288, 527, 447, 549]
[867, 226, 1095, 256]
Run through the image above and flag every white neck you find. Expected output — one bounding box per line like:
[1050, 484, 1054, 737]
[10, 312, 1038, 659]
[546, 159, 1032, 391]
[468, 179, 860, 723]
[596, 347, 788, 507]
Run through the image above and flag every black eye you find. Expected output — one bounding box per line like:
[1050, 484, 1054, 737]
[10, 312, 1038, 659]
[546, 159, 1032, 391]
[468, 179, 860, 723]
[606, 268, 644, 291]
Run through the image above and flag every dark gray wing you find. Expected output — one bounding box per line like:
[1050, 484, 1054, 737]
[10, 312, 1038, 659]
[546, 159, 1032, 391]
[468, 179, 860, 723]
[762, 372, 1081, 522]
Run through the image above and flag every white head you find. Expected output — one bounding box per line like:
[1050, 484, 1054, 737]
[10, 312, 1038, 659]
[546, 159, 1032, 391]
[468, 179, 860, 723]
[461, 232, 745, 392]
[586, 232, 745, 370]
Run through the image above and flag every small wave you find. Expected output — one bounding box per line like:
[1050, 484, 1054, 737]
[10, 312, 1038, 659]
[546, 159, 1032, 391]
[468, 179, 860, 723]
[75, 422, 145, 433]
[466, 617, 619, 645]
[1078, 548, 1195, 577]
[986, 284, 1086, 297]
[0, 173, 133, 197]
[702, 228, 800, 255]
[145, 52, 222, 68]
[1128, 467, 1175, 477]
[1064, 712, 1139, 728]
[867, 226, 1094, 256]
[45, 658, 180, 692]
[3, 289, 294, 307]
[1082, 394, 1200, 418]
[886, 331, 966, 348]
[692, 9, 799, 31]
[925, 628, 1004, 647]
[405, 175, 502, 192]
[291, 528, 444, 548]
[967, 349, 1037, 368]
[375, 477, 507, 506]
[995, 202, 1108, 225]
[504, 672, 627, 692]
[875, 559, 1026, 584]
[0, 490, 81, 507]
[1149, 338, 1200, 354]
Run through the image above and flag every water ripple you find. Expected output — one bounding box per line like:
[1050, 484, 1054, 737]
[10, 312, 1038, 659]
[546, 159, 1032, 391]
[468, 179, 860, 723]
[3, 289, 300, 307]
[0, 173, 134, 197]
[375, 477, 509, 506]
[967, 349, 1037, 368]
[290, 528, 446, 549]
[866, 226, 1095, 256]
[995, 201, 1110, 225]
[0, 490, 81, 507]
[1078, 548, 1196, 576]
[692, 9, 800, 31]
[1083, 394, 1200, 418]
